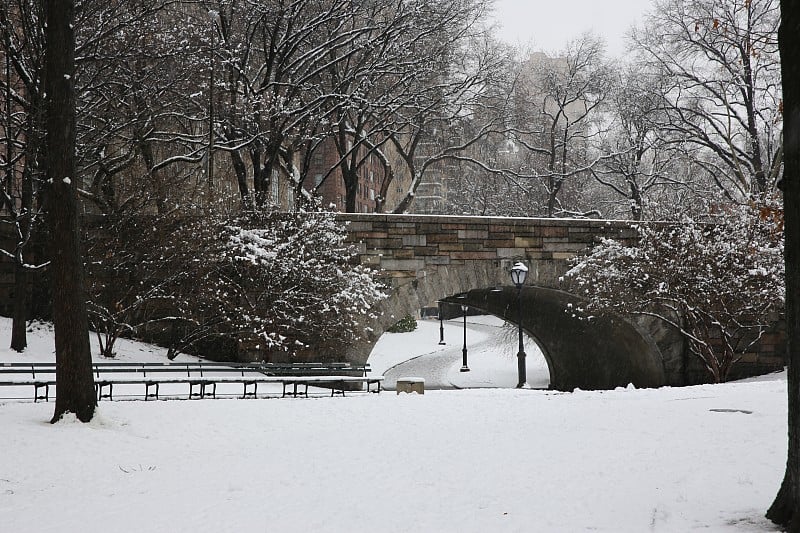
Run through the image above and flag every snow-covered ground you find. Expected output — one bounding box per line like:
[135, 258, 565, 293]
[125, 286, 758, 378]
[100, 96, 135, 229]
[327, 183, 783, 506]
[0, 317, 788, 532]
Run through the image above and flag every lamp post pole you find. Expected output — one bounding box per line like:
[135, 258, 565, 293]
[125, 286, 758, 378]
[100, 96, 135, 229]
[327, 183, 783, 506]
[438, 301, 446, 345]
[510, 262, 529, 388]
[460, 304, 470, 372]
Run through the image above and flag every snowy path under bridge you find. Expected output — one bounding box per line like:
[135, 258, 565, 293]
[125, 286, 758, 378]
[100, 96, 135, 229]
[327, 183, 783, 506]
[369, 316, 550, 391]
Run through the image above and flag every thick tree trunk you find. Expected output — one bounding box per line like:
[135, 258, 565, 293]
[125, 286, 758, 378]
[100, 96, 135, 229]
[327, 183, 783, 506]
[768, 2, 800, 528]
[44, 0, 96, 423]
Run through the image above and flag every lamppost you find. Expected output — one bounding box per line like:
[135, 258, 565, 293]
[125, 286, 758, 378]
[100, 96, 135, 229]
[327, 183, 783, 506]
[510, 261, 528, 388]
[460, 303, 470, 372]
[437, 301, 446, 345]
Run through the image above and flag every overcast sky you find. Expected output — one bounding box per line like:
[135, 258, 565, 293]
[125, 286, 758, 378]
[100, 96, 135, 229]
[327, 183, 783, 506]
[490, 0, 653, 57]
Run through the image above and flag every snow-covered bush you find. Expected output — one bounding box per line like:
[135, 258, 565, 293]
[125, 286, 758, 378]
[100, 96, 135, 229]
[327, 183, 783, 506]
[564, 201, 784, 382]
[85, 206, 385, 360]
[215, 208, 386, 359]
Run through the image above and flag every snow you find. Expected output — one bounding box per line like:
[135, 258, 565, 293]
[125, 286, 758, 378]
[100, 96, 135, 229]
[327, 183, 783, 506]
[0, 317, 787, 532]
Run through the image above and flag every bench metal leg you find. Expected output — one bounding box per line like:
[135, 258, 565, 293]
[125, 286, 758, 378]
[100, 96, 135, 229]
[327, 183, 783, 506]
[145, 382, 159, 401]
[97, 382, 113, 401]
[282, 382, 297, 398]
[242, 381, 257, 399]
[34, 383, 49, 402]
[331, 381, 346, 397]
[191, 382, 217, 399]
[202, 382, 216, 399]
[282, 381, 308, 398]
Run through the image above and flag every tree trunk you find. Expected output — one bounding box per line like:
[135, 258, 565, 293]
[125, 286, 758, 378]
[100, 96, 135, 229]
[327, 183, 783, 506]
[8, 136, 31, 352]
[230, 150, 251, 208]
[768, 2, 800, 528]
[10, 263, 29, 352]
[138, 136, 166, 215]
[343, 168, 359, 213]
[43, 0, 96, 423]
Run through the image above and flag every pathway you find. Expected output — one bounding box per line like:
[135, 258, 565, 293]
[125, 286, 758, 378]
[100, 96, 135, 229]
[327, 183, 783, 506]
[381, 318, 549, 390]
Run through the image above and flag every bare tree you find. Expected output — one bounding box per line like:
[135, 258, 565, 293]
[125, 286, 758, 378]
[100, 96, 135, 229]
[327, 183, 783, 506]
[75, 0, 209, 214]
[313, 0, 504, 214]
[207, 0, 376, 208]
[589, 63, 686, 220]
[385, 29, 514, 214]
[633, 0, 783, 199]
[0, 0, 48, 352]
[296, 0, 406, 213]
[510, 35, 613, 217]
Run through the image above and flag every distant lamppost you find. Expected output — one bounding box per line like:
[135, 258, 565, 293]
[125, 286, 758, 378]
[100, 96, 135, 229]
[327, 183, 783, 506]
[460, 303, 470, 372]
[510, 262, 529, 388]
[437, 301, 446, 345]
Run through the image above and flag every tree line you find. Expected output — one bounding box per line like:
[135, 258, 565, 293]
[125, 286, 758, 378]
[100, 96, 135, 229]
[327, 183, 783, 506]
[2, 1, 784, 222]
[445, 0, 782, 220]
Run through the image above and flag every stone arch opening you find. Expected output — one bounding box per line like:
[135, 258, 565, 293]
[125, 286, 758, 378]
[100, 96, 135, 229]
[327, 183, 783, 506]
[350, 258, 667, 391]
[441, 286, 667, 391]
[356, 276, 666, 391]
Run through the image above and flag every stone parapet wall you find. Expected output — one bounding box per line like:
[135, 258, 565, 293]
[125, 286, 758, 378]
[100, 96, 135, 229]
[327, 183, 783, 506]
[339, 213, 637, 289]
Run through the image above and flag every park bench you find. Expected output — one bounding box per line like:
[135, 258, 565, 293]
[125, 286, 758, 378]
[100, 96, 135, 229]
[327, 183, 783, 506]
[0, 361, 383, 401]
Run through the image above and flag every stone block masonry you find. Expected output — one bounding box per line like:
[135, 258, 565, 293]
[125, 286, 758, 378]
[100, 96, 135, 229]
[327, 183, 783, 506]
[338, 213, 637, 289]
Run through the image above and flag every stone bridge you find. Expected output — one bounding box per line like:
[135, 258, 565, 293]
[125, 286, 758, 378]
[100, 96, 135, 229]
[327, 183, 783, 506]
[339, 213, 784, 391]
[0, 213, 782, 390]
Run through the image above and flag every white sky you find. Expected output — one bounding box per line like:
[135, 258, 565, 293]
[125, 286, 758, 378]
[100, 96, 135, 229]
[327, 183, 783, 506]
[490, 0, 653, 57]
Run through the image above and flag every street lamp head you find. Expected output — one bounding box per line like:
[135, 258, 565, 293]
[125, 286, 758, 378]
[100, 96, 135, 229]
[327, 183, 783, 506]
[461, 304, 469, 312]
[510, 261, 528, 287]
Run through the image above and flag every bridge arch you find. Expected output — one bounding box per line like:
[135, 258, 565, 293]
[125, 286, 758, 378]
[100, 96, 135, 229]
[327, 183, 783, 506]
[341, 213, 675, 390]
[349, 259, 668, 391]
[442, 286, 666, 391]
